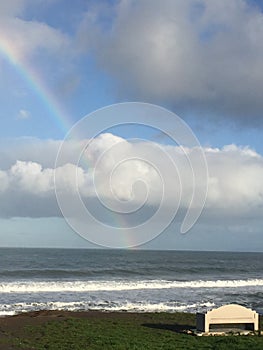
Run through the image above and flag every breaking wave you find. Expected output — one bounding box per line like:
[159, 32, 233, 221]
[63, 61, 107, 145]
[0, 301, 216, 316]
[1, 279, 263, 293]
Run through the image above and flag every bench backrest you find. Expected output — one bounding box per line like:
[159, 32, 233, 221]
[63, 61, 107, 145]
[196, 304, 259, 332]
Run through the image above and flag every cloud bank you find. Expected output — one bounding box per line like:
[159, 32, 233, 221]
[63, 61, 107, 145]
[0, 134, 262, 225]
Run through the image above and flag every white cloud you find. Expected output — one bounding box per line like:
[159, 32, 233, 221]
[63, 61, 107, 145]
[0, 134, 262, 223]
[0, 16, 70, 62]
[0, 0, 73, 95]
[9, 160, 54, 195]
[17, 109, 30, 120]
[0, 138, 87, 170]
[206, 145, 263, 211]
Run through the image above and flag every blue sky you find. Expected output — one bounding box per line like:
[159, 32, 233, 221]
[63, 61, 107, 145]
[0, 0, 263, 250]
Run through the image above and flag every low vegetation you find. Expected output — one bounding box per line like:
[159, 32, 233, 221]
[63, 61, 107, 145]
[1, 312, 263, 350]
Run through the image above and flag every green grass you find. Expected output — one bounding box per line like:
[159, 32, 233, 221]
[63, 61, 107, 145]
[2, 312, 263, 350]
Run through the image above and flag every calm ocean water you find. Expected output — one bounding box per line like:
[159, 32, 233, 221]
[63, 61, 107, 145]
[0, 248, 262, 316]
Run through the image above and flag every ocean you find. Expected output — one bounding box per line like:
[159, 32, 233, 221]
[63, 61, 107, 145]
[0, 248, 262, 316]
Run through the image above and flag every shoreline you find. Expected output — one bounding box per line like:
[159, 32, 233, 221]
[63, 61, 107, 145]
[1, 308, 195, 319]
[0, 307, 198, 319]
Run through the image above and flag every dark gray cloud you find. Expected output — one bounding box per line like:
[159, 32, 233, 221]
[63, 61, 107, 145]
[78, 0, 263, 126]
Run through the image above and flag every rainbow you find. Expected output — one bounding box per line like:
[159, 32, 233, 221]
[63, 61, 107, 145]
[0, 37, 73, 135]
[0, 38, 141, 247]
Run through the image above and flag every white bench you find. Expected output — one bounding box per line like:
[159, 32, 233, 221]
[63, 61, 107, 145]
[196, 304, 259, 333]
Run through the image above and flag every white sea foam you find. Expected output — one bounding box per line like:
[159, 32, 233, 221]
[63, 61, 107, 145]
[0, 301, 216, 316]
[0, 279, 263, 293]
[0, 310, 16, 317]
